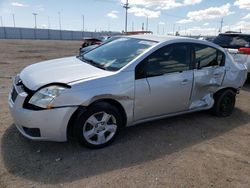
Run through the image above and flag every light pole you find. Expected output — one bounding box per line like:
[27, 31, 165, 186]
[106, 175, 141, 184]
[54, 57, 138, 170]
[48, 16, 51, 29]
[82, 15, 85, 38]
[219, 18, 224, 33]
[32, 13, 38, 28]
[157, 23, 159, 35]
[173, 23, 175, 35]
[32, 13, 38, 39]
[12, 14, 16, 27]
[123, 0, 130, 33]
[0, 16, 3, 27]
[58, 12, 62, 39]
[146, 15, 149, 32]
[58, 12, 62, 30]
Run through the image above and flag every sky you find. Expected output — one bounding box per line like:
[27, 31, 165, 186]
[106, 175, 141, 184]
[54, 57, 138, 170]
[0, 0, 250, 36]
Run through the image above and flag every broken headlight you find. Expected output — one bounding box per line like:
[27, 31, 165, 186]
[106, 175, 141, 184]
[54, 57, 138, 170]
[29, 85, 68, 109]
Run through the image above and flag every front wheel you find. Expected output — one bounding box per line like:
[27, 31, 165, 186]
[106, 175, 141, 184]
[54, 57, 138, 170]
[211, 89, 236, 117]
[74, 102, 122, 149]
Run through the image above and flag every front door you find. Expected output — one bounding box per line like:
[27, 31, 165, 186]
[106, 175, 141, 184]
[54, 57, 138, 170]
[134, 43, 193, 121]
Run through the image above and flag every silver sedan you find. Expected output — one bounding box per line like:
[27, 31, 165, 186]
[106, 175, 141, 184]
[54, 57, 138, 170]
[8, 35, 247, 148]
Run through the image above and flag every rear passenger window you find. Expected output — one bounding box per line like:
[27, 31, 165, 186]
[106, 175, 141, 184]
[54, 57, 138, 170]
[194, 45, 225, 68]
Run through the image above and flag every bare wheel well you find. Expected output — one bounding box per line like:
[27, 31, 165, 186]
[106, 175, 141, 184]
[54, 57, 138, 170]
[67, 99, 127, 140]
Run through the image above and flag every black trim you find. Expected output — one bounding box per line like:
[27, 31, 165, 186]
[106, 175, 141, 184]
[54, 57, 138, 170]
[23, 127, 41, 137]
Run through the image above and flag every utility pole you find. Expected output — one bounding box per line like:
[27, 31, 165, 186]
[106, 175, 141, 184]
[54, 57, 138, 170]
[123, 0, 130, 33]
[219, 18, 224, 33]
[32, 13, 38, 28]
[12, 14, 16, 27]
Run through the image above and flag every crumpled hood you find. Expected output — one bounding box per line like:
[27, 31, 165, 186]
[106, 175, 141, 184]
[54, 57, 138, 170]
[20, 56, 110, 90]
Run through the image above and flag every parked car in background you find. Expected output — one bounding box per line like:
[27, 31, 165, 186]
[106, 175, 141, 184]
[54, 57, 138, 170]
[198, 36, 216, 42]
[9, 35, 247, 148]
[79, 44, 99, 55]
[213, 32, 250, 75]
[79, 36, 111, 55]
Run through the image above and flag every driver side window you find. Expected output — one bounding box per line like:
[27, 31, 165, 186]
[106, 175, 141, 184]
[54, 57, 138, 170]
[135, 43, 190, 79]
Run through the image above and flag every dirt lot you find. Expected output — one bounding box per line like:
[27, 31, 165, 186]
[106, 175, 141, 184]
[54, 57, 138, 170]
[0, 40, 250, 188]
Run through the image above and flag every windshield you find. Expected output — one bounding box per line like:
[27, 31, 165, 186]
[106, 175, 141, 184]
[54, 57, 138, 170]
[79, 37, 156, 71]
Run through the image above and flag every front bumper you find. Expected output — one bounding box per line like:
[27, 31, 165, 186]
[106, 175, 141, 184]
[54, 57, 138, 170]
[8, 80, 77, 142]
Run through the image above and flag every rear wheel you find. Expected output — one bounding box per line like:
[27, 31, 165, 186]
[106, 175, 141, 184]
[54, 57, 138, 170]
[74, 102, 122, 149]
[211, 89, 236, 117]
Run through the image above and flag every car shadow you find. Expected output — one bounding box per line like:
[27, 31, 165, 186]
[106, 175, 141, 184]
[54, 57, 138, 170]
[1, 108, 250, 184]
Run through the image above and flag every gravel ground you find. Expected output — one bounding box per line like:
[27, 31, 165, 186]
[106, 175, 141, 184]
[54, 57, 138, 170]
[0, 39, 250, 188]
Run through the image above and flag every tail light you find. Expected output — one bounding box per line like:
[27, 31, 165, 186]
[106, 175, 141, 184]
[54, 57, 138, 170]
[238, 48, 250, 55]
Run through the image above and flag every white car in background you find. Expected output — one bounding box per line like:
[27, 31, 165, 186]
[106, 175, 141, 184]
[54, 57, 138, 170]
[213, 32, 250, 76]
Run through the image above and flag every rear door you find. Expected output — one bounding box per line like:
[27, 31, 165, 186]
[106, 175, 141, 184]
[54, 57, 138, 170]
[190, 44, 226, 109]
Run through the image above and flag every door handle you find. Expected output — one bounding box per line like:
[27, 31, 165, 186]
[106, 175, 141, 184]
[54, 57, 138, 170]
[181, 79, 189, 85]
[213, 73, 221, 77]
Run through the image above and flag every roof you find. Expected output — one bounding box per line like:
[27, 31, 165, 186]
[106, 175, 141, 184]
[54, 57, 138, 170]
[125, 34, 193, 42]
[219, 33, 250, 36]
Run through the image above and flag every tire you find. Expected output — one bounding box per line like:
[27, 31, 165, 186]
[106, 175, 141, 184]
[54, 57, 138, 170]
[211, 89, 236, 117]
[74, 102, 123, 149]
